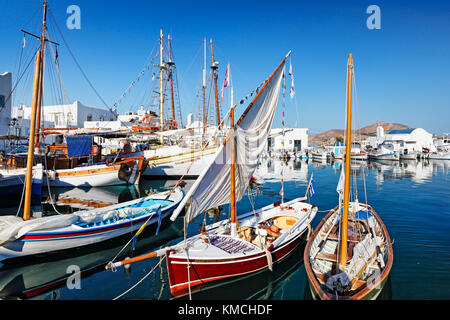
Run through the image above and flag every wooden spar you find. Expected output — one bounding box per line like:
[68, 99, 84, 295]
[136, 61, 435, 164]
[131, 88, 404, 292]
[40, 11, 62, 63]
[202, 38, 207, 136]
[210, 39, 221, 128]
[230, 107, 237, 237]
[159, 28, 164, 144]
[167, 34, 176, 123]
[35, 0, 47, 149]
[219, 53, 289, 151]
[236, 52, 289, 126]
[23, 50, 42, 221]
[106, 247, 169, 270]
[339, 53, 354, 270]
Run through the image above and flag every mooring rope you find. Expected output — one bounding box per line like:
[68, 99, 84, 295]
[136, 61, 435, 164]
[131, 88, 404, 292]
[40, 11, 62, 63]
[112, 257, 163, 300]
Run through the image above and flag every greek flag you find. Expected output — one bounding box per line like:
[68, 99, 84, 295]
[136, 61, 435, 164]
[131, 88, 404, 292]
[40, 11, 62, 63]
[309, 179, 316, 198]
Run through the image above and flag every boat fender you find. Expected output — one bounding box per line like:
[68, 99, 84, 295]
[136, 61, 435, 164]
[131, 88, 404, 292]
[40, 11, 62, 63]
[265, 249, 273, 271]
[169, 119, 178, 129]
[200, 232, 209, 243]
[142, 115, 152, 125]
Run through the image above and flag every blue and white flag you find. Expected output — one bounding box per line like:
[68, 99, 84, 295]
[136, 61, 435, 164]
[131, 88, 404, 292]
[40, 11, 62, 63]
[309, 179, 316, 198]
[336, 169, 345, 195]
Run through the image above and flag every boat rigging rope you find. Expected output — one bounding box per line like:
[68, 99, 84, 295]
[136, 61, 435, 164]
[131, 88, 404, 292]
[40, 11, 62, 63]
[15, 174, 27, 217]
[43, 154, 64, 215]
[47, 8, 131, 131]
[106, 207, 159, 269]
[112, 256, 163, 300]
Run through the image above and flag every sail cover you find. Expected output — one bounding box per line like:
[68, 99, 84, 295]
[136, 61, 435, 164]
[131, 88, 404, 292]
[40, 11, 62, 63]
[171, 54, 288, 223]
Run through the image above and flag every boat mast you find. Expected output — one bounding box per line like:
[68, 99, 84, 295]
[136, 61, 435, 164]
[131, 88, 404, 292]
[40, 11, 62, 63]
[167, 34, 176, 125]
[23, 50, 43, 221]
[35, 0, 47, 150]
[202, 37, 207, 136]
[210, 39, 221, 128]
[159, 28, 164, 144]
[339, 53, 354, 271]
[230, 106, 237, 237]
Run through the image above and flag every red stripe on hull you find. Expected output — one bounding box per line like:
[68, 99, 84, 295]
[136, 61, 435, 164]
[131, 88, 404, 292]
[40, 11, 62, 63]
[166, 232, 303, 297]
[21, 215, 161, 241]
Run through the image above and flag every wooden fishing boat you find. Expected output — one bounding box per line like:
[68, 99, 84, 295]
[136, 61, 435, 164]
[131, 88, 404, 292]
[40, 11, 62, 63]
[304, 54, 393, 300]
[304, 202, 393, 300]
[8, 139, 147, 188]
[138, 36, 225, 179]
[142, 145, 217, 179]
[4, 1, 147, 188]
[350, 152, 368, 161]
[0, 186, 184, 265]
[0, 8, 184, 264]
[166, 197, 316, 297]
[107, 52, 318, 298]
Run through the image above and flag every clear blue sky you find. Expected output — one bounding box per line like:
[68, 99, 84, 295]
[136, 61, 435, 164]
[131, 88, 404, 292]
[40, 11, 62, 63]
[1, 0, 449, 135]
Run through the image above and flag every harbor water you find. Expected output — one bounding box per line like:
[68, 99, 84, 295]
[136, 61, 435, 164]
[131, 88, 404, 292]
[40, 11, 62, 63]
[0, 158, 448, 300]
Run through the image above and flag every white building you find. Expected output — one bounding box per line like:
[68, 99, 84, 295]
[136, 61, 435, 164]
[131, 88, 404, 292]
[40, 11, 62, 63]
[268, 128, 308, 154]
[366, 126, 436, 153]
[11, 100, 116, 144]
[0, 72, 12, 136]
[12, 100, 116, 129]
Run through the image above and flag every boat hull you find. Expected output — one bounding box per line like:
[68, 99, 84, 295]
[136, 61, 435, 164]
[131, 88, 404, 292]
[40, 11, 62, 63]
[0, 164, 43, 197]
[143, 151, 216, 179]
[0, 188, 184, 264]
[350, 153, 368, 160]
[303, 204, 393, 300]
[307, 273, 389, 300]
[43, 160, 142, 187]
[165, 199, 317, 297]
[166, 231, 304, 298]
[369, 153, 399, 161]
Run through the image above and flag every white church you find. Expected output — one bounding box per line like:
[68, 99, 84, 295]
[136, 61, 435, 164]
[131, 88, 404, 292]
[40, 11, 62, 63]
[366, 125, 437, 154]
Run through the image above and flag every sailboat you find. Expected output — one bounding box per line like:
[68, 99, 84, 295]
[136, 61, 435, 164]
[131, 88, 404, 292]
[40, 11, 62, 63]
[0, 1, 184, 266]
[107, 52, 318, 298]
[303, 54, 393, 300]
[138, 34, 226, 179]
[4, 1, 147, 188]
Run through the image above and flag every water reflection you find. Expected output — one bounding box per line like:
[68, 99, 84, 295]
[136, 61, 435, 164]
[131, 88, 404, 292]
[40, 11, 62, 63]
[368, 159, 436, 186]
[254, 158, 308, 183]
[0, 216, 185, 300]
[0, 157, 448, 300]
[178, 239, 307, 300]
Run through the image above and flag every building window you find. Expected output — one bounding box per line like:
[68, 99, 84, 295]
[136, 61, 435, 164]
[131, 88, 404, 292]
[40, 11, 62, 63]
[0, 95, 5, 109]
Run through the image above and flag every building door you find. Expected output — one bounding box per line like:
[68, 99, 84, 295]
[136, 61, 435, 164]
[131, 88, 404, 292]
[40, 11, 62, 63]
[294, 140, 302, 151]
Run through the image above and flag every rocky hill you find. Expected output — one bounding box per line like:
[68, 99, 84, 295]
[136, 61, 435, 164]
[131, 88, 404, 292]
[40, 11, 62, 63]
[310, 121, 411, 145]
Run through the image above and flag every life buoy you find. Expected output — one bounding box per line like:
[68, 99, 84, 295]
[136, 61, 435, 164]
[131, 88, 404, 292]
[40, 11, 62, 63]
[169, 119, 178, 129]
[142, 115, 151, 125]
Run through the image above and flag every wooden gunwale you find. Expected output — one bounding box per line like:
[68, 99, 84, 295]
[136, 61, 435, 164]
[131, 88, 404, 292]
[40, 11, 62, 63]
[304, 204, 393, 300]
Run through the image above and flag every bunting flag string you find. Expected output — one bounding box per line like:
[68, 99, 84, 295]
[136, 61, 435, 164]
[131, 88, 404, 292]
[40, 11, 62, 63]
[113, 60, 155, 109]
[289, 57, 295, 99]
[280, 71, 286, 201]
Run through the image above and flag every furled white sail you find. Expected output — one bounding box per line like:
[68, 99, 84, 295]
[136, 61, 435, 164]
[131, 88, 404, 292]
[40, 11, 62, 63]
[170, 53, 289, 223]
